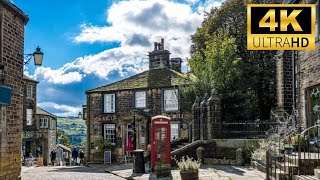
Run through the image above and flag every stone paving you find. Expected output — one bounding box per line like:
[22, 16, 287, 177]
[104, 163, 266, 180]
[21, 165, 125, 180]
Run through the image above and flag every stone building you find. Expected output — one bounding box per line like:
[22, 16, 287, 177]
[276, 0, 319, 129]
[35, 107, 57, 166]
[85, 39, 192, 163]
[0, 1, 29, 179]
[22, 75, 38, 159]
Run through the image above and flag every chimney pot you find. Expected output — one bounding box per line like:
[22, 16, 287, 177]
[161, 39, 164, 50]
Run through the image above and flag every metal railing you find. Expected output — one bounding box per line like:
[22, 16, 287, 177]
[222, 120, 279, 138]
[266, 124, 320, 179]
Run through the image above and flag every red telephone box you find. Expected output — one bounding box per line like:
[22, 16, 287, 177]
[151, 115, 171, 169]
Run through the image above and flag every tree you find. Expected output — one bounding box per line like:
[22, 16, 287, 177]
[57, 129, 71, 148]
[186, 0, 281, 120]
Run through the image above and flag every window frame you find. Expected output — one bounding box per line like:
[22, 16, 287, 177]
[103, 93, 116, 114]
[162, 88, 179, 112]
[39, 118, 48, 128]
[26, 85, 33, 99]
[102, 123, 116, 145]
[134, 91, 147, 109]
[26, 109, 33, 126]
[170, 122, 180, 140]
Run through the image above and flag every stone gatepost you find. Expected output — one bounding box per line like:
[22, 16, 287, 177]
[236, 148, 244, 166]
[196, 147, 204, 165]
[207, 89, 222, 139]
[200, 93, 209, 140]
[191, 96, 201, 142]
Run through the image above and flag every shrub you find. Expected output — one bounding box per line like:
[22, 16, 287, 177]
[174, 156, 201, 173]
[154, 162, 171, 172]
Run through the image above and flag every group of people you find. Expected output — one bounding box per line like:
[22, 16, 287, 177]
[72, 148, 85, 165]
[50, 146, 85, 166]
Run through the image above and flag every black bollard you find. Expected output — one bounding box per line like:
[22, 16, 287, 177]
[134, 149, 145, 173]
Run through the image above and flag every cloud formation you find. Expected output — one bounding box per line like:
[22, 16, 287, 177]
[37, 102, 82, 117]
[29, 0, 223, 116]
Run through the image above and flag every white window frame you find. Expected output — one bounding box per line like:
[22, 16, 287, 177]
[163, 89, 179, 112]
[104, 124, 116, 145]
[104, 94, 116, 113]
[26, 85, 33, 99]
[39, 118, 48, 128]
[26, 109, 32, 126]
[171, 123, 180, 140]
[135, 91, 146, 108]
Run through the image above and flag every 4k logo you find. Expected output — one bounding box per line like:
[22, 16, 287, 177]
[247, 4, 315, 50]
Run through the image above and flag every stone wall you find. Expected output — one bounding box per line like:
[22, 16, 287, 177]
[276, 51, 294, 114]
[0, 1, 28, 179]
[87, 88, 192, 163]
[36, 114, 57, 166]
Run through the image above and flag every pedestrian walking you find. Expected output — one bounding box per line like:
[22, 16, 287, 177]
[79, 149, 85, 165]
[72, 148, 79, 165]
[55, 146, 63, 166]
[50, 149, 56, 166]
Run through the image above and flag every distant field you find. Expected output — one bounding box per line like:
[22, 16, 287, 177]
[57, 117, 87, 149]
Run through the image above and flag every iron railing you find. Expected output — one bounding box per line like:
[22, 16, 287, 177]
[266, 124, 320, 179]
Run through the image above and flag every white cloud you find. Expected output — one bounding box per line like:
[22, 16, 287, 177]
[37, 102, 81, 117]
[31, 0, 224, 85]
[32, 66, 83, 85]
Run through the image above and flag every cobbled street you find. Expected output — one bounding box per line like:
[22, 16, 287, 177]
[21, 166, 125, 180]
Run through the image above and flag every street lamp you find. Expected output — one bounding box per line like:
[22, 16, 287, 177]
[23, 46, 44, 66]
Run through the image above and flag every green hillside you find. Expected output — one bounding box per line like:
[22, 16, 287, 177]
[57, 117, 87, 151]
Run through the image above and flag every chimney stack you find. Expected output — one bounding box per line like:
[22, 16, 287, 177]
[161, 38, 164, 50]
[154, 42, 158, 51]
[158, 43, 161, 51]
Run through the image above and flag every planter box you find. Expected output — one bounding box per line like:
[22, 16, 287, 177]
[180, 171, 199, 180]
[156, 170, 171, 177]
[0, 86, 12, 106]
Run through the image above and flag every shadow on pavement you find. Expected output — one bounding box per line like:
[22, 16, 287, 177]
[211, 165, 246, 176]
[47, 166, 106, 174]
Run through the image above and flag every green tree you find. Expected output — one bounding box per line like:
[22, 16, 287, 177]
[186, 0, 280, 120]
[57, 129, 71, 148]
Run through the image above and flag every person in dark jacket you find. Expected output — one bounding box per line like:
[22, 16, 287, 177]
[50, 149, 56, 166]
[79, 149, 85, 165]
[72, 148, 79, 165]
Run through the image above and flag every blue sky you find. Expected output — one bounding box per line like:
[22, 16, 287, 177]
[14, 0, 223, 117]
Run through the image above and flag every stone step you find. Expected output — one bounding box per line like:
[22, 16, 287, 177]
[294, 175, 318, 180]
[276, 161, 298, 174]
[314, 169, 320, 179]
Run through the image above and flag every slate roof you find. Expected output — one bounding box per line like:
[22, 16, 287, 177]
[36, 107, 57, 119]
[86, 68, 184, 93]
[23, 75, 39, 83]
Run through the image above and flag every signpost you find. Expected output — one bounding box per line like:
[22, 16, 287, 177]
[104, 151, 111, 164]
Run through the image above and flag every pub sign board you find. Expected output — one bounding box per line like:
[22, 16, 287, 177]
[0, 86, 12, 106]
